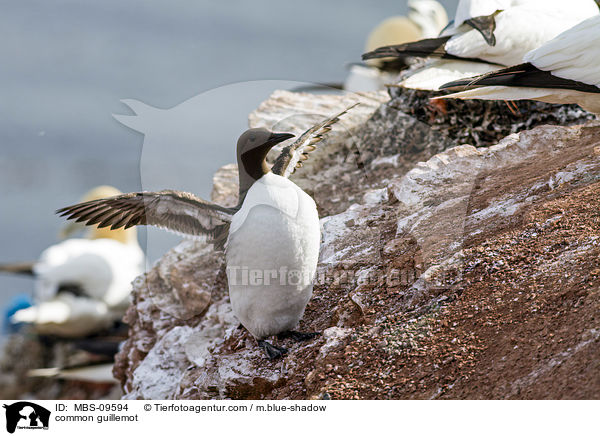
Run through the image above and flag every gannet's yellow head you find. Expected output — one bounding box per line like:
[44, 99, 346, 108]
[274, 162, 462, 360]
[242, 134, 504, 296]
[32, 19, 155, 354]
[364, 17, 422, 67]
[59, 185, 138, 245]
[365, 1, 448, 67]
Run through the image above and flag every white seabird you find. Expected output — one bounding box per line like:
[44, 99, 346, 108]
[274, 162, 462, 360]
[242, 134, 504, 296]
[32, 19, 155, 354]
[2, 186, 144, 337]
[344, 0, 448, 92]
[362, 0, 599, 91]
[437, 15, 600, 114]
[58, 106, 356, 359]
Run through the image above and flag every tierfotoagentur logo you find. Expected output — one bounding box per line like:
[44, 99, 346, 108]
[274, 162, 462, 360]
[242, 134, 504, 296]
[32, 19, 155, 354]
[2, 402, 50, 433]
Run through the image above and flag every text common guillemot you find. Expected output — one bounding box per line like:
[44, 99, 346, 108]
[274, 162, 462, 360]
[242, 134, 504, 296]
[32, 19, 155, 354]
[57, 105, 357, 358]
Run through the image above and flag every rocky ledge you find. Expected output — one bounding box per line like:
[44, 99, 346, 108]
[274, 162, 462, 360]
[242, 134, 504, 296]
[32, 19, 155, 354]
[114, 89, 600, 400]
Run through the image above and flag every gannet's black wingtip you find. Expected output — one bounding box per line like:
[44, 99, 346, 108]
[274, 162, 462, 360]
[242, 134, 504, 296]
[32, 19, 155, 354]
[362, 36, 452, 62]
[440, 63, 600, 94]
[439, 78, 472, 90]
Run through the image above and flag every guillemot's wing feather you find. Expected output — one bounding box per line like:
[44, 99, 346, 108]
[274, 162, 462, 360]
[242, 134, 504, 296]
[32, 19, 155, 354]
[440, 63, 600, 94]
[57, 190, 236, 244]
[0, 262, 35, 276]
[271, 104, 359, 179]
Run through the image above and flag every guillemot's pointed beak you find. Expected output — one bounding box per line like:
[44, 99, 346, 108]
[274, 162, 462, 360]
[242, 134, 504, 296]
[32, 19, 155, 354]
[267, 132, 295, 147]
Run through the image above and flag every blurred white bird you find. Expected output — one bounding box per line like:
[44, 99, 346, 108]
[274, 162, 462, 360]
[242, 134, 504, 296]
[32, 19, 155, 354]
[28, 363, 116, 384]
[362, 0, 599, 91]
[437, 15, 600, 114]
[1, 186, 144, 337]
[344, 0, 449, 92]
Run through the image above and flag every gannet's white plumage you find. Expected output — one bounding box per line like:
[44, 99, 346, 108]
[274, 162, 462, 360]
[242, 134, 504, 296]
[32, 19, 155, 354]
[438, 15, 600, 114]
[450, 0, 511, 28]
[363, 0, 599, 91]
[441, 0, 597, 66]
[400, 60, 499, 91]
[7, 186, 144, 337]
[408, 0, 449, 39]
[344, 64, 395, 93]
[31, 237, 143, 308]
[226, 172, 320, 339]
[344, 0, 448, 92]
[58, 106, 356, 358]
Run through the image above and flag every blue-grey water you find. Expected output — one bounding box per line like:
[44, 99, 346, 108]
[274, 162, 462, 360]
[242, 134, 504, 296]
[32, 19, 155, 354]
[0, 0, 459, 345]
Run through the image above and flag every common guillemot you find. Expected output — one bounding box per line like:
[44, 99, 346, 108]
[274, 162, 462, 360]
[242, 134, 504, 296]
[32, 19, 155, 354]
[437, 15, 600, 114]
[1, 186, 144, 337]
[57, 105, 357, 358]
[362, 0, 599, 91]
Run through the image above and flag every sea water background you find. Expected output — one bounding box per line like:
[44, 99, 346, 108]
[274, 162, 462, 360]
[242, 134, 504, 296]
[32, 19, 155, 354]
[0, 0, 459, 346]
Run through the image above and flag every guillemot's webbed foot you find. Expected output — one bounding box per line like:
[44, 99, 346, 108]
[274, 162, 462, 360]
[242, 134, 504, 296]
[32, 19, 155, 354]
[258, 340, 288, 360]
[277, 330, 321, 342]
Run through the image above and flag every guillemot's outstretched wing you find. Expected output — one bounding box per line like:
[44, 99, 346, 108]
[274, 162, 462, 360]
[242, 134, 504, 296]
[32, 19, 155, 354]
[57, 190, 236, 246]
[271, 104, 359, 179]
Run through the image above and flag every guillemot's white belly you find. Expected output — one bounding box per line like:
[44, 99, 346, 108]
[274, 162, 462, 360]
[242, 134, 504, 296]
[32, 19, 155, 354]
[226, 172, 320, 339]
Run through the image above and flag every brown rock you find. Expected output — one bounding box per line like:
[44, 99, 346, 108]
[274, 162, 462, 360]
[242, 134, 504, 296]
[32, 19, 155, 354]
[114, 88, 600, 399]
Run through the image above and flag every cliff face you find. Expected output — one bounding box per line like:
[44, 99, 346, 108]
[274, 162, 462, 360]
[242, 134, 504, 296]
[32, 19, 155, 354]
[114, 90, 600, 400]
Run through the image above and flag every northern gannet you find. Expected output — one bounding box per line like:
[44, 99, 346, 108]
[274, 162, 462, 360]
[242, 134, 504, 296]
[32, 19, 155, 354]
[362, 0, 599, 91]
[1, 186, 144, 337]
[58, 106, 356, 359]
[345, 0, 448, 92]
[437, 15, 600, 114]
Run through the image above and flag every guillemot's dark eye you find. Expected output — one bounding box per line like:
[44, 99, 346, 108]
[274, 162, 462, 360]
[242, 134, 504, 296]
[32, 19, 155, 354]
[249, 136, 256, 142]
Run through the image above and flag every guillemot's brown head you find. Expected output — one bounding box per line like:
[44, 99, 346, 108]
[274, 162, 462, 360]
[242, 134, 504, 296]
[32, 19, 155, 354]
[236, 128, 294, 203]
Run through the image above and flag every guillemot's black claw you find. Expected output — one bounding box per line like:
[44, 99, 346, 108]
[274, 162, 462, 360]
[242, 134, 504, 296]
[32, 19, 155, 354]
[258, 340, 288, 359]
[277, 330, 321, 342]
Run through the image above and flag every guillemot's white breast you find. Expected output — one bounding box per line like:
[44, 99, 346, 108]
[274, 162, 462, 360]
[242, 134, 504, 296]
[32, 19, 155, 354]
[226, 172, 320, 339]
